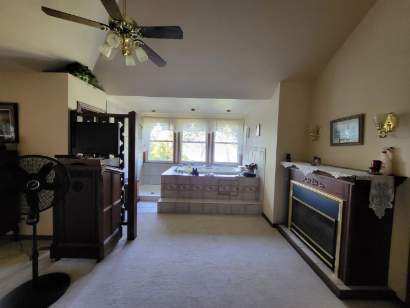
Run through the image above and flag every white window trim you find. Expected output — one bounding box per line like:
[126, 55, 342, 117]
[146, 139, 174, 163]
[179, 136, 208, 164]
[144, 117, 243, 165]
[212, 142, 241, 165]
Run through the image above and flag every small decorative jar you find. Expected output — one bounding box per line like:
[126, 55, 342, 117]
[380, 147, 394, 175]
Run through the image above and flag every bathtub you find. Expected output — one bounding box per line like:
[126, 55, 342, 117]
[159, 165, 261, 215]
[173, 165, 242, 176]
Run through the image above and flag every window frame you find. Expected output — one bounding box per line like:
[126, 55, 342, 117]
[211, 132, 241, 165]
[143, 117, 243, 165]
[146, 127, 175, 163]
[179, 131, 208, 164]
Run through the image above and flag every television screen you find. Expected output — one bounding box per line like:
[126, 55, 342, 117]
[74, 122, 119, 156]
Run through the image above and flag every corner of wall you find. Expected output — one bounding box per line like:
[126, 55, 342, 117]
[271, 79, 313, 224]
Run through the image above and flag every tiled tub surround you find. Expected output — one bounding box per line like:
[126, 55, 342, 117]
[158, 166, 261, 215]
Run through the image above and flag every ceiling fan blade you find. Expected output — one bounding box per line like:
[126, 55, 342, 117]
[140, 43, 167, 67]
[140, 26, 183, 39]
[41, 6, 108, 30]
[100, 0, 123, 20]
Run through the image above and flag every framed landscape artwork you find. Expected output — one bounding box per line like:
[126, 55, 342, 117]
[330, 114, 364, 146]
[0, 102, 19, 143]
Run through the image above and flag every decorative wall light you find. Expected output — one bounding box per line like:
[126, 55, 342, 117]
[373, 113, 398, 138]
[306, 125, 320, 141]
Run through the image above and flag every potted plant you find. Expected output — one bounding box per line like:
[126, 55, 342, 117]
[244, 163, 258, 177]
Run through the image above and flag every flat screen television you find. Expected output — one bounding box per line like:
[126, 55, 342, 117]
[73, 122, 119, 156]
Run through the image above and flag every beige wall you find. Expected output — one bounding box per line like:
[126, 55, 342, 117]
[246, 81, 312, 224]
[0, 73, 69, 235]
[0, 73, 69, 155]
[308, 0, 410, 300]
[0, 72, 112, 235]
[244, 85, 280, 221]
[273, 81, 312, 223]
[68, 75, 107, 111]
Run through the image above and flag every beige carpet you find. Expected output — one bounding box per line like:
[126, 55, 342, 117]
[1, 205, 402, 308]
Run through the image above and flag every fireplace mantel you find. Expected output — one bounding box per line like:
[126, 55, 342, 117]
[278, 166, 406, 299]
[281, 161, 407, 184]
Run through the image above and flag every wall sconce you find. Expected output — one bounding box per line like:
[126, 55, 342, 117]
[306, 125, 320, 141]
[373, 113, 398, 138]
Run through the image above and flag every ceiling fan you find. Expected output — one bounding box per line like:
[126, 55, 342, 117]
[41, 0, 183, 67]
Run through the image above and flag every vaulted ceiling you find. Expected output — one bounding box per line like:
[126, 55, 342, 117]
[0, 0, 376, 99]
[94, 0, 376, 99]
[0, 0, 107, 71]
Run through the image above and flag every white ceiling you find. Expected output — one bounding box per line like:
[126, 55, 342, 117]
[95, 0, 376, 99]
[0, 0, 375, 99]
[108, 96, 271, 118]
[0, 0, 108, 71]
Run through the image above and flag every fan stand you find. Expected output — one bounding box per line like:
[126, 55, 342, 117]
[0, 221, 71, 308]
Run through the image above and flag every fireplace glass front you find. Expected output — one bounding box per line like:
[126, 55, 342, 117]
[289, 181, 343, 271]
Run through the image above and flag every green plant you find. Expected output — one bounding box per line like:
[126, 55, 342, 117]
[65, 62, 104, 90]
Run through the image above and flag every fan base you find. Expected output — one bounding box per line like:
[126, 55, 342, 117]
[0, 273, 70, 308]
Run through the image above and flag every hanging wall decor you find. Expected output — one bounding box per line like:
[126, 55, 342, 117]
[330, 114, 364, 146]
[0, 102, 19, 143]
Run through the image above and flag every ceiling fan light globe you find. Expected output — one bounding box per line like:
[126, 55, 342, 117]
[135, 47, 149, 63]
[106, 32, 121, 48]
[99, 43, 113, 58]
[125, 54, 136, 66]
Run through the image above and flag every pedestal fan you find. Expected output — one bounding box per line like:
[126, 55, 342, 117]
[0, 155, 71, 308]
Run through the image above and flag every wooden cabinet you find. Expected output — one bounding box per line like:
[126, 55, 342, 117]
[51, 159, 123, 260]
[0, 150, 19, 236]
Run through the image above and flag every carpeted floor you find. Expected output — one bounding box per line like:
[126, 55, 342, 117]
[0, 203, 402, 307]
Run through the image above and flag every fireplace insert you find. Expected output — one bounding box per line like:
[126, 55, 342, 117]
[288, 181, 343, 272]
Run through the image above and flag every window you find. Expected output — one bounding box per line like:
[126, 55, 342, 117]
[144, 118, 174, 162]
[142, 117, 243, 164]
[213, 120, 242, 164]
[178, 120, 207, 162]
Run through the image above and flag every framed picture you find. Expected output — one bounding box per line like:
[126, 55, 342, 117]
[256, 124, 261, 136]
[330, 114, 364, 146]
[0, 102, 19, 143]
[245, 126, 250, 139]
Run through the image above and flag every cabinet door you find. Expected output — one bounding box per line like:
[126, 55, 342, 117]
[102, 171, 112, 210]
[111, 172, 122, 232]
[112, 173, 122, 204]
[63, 169, 98, 243]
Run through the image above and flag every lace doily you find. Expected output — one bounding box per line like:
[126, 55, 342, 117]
[280, 161, 369, 178]
[369, 176, 395, 219]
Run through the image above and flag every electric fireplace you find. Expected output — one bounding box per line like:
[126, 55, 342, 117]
[288, 181, 343, 273]
[279, 166, 406, 299]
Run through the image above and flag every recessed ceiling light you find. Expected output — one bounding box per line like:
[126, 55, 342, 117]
[191, 108, 196, 112]
[226, 109, 231, 113]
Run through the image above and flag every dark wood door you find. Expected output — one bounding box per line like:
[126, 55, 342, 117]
[0, 150, 19, 236]
[407, 246, 410, 305]
[127, 111, 137, 240]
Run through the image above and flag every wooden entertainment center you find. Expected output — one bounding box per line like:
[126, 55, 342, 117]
[51, 159, 123, 260]
[49, 109, 138, 260]
[278, 164, 406, 299]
